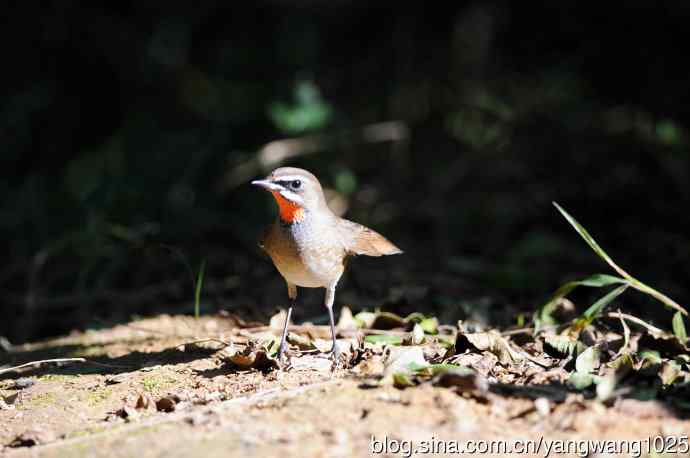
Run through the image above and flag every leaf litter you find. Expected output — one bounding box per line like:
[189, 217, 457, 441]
[2, 305, 689, 455]
[5, 201, 690, 452]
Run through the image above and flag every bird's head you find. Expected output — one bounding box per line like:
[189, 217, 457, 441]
[252, 167, 328, 224]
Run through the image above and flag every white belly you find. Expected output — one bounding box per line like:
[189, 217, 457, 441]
[272, 255, 326, 288]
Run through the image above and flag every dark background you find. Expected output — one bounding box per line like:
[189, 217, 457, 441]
[2, 1, 689, 344]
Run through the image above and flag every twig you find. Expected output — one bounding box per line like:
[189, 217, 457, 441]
[501, 324, 562, 336]
[84, 360, 136, 370]
[174, 338, 233, 349]
[0, 358, 86, 375]
[605, 311, 665, 335]
[615, 308, 632, 357]
[501, 326, 533, 336]
[237, 325, 408, 338]
[0, 358, 137, 375]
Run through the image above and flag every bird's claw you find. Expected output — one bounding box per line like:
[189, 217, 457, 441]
[329, 344, 341, 369]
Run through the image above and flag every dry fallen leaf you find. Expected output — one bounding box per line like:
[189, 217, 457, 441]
[402, 323, 426, 346]
[352, 354, 386, 377]
[105, 373, 129, 385]
[136, 393, 156, 411]
[229, 349, 280, 371]
[384, 346, 427, 377]
[432, 367, 488, 394]
[156, 394, 181, 412]
[9, 426, 56, 447]
[455, 330, 522, 365]
[228, 341, 280, 371]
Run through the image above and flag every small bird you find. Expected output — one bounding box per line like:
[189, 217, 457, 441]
[252, 167, 402, 363]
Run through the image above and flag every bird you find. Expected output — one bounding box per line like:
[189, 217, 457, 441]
[252, 167, 402, 363]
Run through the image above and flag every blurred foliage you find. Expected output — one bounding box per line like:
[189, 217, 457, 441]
[2, 1, 690, 342]
[269, 80, 333, 134]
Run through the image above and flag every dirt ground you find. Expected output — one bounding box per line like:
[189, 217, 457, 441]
[1, 314, 689, 457]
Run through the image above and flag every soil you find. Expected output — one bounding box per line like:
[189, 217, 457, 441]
[1, 314, 688, 457]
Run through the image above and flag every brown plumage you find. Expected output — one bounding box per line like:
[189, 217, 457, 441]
[338, 218, 402, 257]
[252, 167, 402, 363]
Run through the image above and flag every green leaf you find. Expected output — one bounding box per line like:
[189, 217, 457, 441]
[419, 317, 439, 334]
[543, 334, 586, 358]
[404, 312, 426, 323]
[353, 311, 377, 328]
[406, 362, 461, 376]
[639, 349, 662, 365]
[364, 334, 403, 345]
[575, 346, 601, 374]
[568, 372, 594, 390]
[597, 355, 632, 401]
[672, 311, 688, 342]
[392, 372, 415, 388]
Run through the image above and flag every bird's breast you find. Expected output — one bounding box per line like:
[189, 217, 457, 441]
[263, 220, 346, 288]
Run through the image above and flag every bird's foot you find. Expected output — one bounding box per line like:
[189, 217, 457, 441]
[329, 343, 341, 370]
[277, 341, 289, 363]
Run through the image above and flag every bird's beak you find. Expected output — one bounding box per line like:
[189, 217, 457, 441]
[251, 179, 283, 192]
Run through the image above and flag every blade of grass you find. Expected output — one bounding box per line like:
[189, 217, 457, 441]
[583, 284, 629, 320]
[553, 202, 687, 316]
[194, 259, 206, 319]
[570, 284, 629, 334]
[541, 274, 627, 310]
[534, 274, 627, 331]
[364, 334, 403, 345]
[672, 311, 687, 342]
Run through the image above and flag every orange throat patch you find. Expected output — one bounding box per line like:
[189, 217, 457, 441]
[271, 191, 305, 223]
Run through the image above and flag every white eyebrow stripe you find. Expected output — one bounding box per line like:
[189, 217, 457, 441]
[279, 189, 304, 204]
[275, 175, 311, 183]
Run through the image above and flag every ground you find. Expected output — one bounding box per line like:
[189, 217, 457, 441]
[1, 314, 689, 457]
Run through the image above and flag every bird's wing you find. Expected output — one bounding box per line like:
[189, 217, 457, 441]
[338, 219, 403, 257]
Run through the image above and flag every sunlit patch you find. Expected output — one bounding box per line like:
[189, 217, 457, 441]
[271, 191, 306, 223]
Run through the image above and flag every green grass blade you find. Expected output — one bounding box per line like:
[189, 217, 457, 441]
[364, 334, 403, 345]
[553, 202, 687, 316]
[535, 274, 627, 331]
[575, 274, 628, 287]
[553, 202, 617, 267]
[672, 311, 687, 342]
[194, 259, 206, 320]
[583, 284, 629, 321]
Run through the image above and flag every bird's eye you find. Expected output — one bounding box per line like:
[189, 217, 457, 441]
[291, 180, 302, 189]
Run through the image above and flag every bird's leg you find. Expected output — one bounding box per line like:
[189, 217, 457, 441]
[277, 283, 297, 362]
[324, 285, 340, 362]
[277, 305, 292, 361]
[326, 304, 339, 361]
